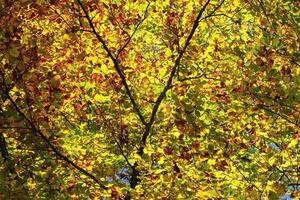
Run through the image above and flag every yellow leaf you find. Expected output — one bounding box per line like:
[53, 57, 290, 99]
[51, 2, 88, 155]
[207, 159, 216, 165]
[269, 157, 276, 165]
[288, 139, 298, 148]
[158, 157, 165, 165]
[94, 94, 110, 102]
[231, 180, 240, 188]
[257, 167, 268, 173]
[133, 153, 141, 161]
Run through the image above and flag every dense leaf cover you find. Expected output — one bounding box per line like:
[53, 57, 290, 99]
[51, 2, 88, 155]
[0, 0, 299, 199]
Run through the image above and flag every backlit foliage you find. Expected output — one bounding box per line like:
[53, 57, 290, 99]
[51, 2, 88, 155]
[0, 0, 299, 199]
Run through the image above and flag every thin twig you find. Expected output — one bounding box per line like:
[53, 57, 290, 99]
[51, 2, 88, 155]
[256, 0, 271, 24]
[224, 152, 263, 193]
[61, 112, 80, 130]
[258, 104, 299, 128]
[49, 6, 73, 29]
[117, 1, 150, 58]
[89, 103, 135, 172]
[111, 131, 133, 170]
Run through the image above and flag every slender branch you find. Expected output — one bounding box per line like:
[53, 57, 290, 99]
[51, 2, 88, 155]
[260, 171, 273, 198]
[252, 92, 299, 112]
[1, 75, 108, 190]
[274, 166, 295, 186]
[49, 6, 73, 29]
[256, 0, 271, 24]
[61, 112, 80, 130]
[128, 0, 225, 193]
[139, 0, 224, 155]
[117, 1, 150, 58]
[0, 133, 9, 161]
[240, 98, 299, 128]
[76, 0, 147, 126]
[89, 103, 135, 172]
[258, 104, 299, 128]
[111, 130, 133, 170]
[202, 0, 226, 21]
[223, 152, 263, 193]
[200, 12, 239, 22]
[106, 5, 131, 39]
[49, 7, 91, 33]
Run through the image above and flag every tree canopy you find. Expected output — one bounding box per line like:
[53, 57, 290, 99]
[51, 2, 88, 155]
[0, 0, 299, 199]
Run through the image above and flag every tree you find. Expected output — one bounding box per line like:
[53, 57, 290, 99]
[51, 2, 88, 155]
[0, 0, 299, 199]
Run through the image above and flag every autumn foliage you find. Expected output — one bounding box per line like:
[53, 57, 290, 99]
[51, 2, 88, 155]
[0, 0, 299, 199]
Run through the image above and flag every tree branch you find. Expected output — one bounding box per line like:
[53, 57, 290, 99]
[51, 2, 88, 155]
[125, 0, 224, 193]
[50, 6, 73, 29]
[223, 151, 263, 193]
[125, 1, 226, 193]
[111, 130, 133, 170]
[0, 133, 9, 161]
[76, 0, 147, 126]
[1, 74, 108, 190]
[138, 0, 218, 156]
[258, 104, 300, 128]
[202, 0, 226, 21]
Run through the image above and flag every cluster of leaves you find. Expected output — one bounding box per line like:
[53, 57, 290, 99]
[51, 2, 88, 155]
[0, 0, 299, 199]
